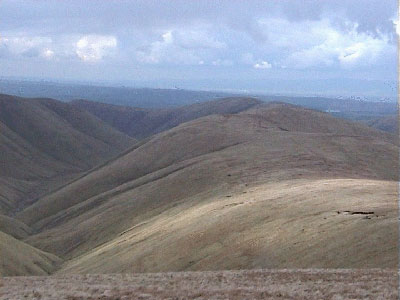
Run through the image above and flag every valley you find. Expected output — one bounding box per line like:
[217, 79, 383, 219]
[0, 94, 397, 279]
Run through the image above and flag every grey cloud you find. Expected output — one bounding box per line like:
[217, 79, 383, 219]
[1, 1, 396, 34]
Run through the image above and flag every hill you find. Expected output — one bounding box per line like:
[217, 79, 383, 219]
[71, 97, 262, 139]
[71, 97, 398, 141]
[0, 79, 234, 108]
[0, 94, 135, 214]
[15, 101, 398, 274]
[0, 230, 61, 276]
[1, 78, 397, 113]
[365, 114, 398, 133]
[0, 214, 32, 239]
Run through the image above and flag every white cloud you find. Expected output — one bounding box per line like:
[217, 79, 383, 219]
[279, 20, 392, 69]
[254, 61, 272, 69]
[212, 59, 233, 66]
[392, 17, 400, 35]
[0, 34, 118, 63]
[75, 35, 117, 62]
[136, 30, 177, 64]
[42, 48, 55, 59]
[173, 29, 226, 50]
[0, 36, 52, 57]
[338, 39, 384, 67]
[161, 31, 173, 44]
[136, 27, 225, 65]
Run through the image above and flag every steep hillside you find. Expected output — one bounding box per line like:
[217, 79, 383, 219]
[0, 94, 135, 168]
[71, 97, 261, 139]
[0, 119, 77, 214]
[59, 179, 397, 273]
[0, 230, 61, 276]
[365, 114, 398, 133]
[17, 101, 398, 273]
[0, 94, 135, 214]
[0, 214, 32, 239]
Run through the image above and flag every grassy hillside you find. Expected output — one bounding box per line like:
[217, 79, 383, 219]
[0, 214, 32, 239]
[1, 269, 397, 299]
[0, 119, 81, 214]
[365, 114, 398, 133]
[0, 230, 61, 276]
[71, 97, 262, 139]
[0, 94, 135, 168]
[16, 101, 398, 273]
[60, 179, 398, 273]
[0, 94, 135, 214]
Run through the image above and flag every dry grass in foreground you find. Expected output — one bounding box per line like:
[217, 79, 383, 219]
[1, 269, 397, 300]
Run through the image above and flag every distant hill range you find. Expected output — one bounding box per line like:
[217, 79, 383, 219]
[0, 79, 232, 108]
[0, 79, 397, 123]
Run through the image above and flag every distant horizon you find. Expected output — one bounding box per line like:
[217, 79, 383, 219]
[0, 75, 397, 103]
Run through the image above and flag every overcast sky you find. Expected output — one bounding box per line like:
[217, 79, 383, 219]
[0, 0, 398, 97]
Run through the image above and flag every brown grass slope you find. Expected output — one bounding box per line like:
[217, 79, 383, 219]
[16, 101, 399, 272]
[71, 97, 262, 139]
[0, 230, 62, 276]
[0, 94, 135, 168]
[1, 270, 397, 299]
[365, 114, 399, 133]
[0, 119, 79, 214]
[0, 94, 135, 214]
[0, 214, 32, 239]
